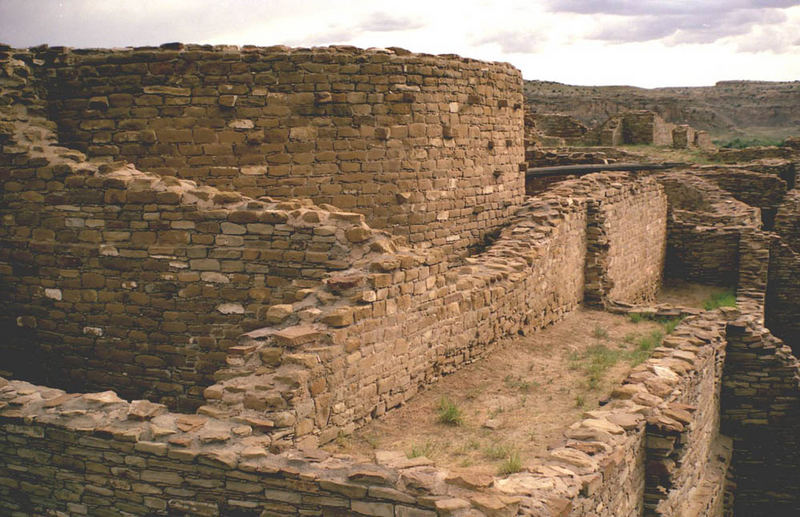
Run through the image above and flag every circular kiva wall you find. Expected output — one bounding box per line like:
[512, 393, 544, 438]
[39, 44, 525, 253]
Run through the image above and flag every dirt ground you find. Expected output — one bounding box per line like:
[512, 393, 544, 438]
[324, 283, 725, 475]
[658, 279, 730, 308]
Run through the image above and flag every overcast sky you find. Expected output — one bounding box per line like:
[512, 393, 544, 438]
[1, 0, 798, 88]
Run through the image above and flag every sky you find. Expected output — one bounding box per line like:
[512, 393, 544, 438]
[1, 0, 798, 88]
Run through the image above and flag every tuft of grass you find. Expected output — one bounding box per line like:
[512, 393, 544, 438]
[504, 374, 536, 392]
[407, 441, 436, 459]
[703, 290, 737, 311]
[628, 312, 655, 324]
[575, 394, 585, 408]
[581, 344, 624, 390]
[437, 397, 463, 426]
[661, 317, 684, 335]
[484, 443, 512, 460]
[498, 450, 523, 475]
[592, 325, 609, 340]
[627, 330, 664, 366]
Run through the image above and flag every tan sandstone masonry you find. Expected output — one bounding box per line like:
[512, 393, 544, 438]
[655, 171, 761, 286]
[690, 162, 791, 229]
[197, 173, 667, 450]
[0, 308, 743, 516]
[0, 49, 405, 411]
[35, 44, 525, 255]
[770, 189, 800, 351]
[721, 316, 800, 515]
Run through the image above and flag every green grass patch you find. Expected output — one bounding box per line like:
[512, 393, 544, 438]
[503, 375, 536, 392]
[498, 450, 523, 475]
[713, 137, 783, 149]
[703, 290, 737, 311]
[629, 312, 657, 323]
[407, 441, 437, 459]
[484, 443, 513, 460]
[592, 325, 609, 340]
[437, 397, 463, 426]
[627, 330, 664, 366]
[570, 344, 626, 390]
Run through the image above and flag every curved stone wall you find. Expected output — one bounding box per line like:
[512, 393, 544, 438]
[38, 44, 525, 254]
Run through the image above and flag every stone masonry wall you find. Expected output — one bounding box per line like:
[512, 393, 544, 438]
[36, 44, 525, 255]
[774, 188, 800, 251]
[721, 317, 800, 515]
[530, 113, 588, 139]
[195, 173, 668, 451]
[622, 111, 674, 146]
[1, 160, 399, 411]
[1, 50, 404, 411]
[766, 239, 800, 355]
[0, 309, 736, 517]
[584, 176, 667, 305]
[657, 172, 761, 286]
[691, 166, 788, 229]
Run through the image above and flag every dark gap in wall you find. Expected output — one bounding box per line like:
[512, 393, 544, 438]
[761, 208, 777, 231]
[764, 240, 800, 356]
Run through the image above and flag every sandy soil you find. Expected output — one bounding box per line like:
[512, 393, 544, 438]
[324, 283, 727, 475]
[324, 309, 666, 475]
[658, 279, 731, 308]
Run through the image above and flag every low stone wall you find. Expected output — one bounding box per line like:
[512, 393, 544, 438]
[774, 189, 800, 252]
[585, 176, 667, 304]
[0, 378, 505, 517]
[34, 44, 525, 255]
[711, 146, 794, 164]
[766, 239, 800, 355]
[0, 308, 737, 517]
[657, 172, 760, 286]
[194, 173, 669, 450]
[721, 317, 800, 515]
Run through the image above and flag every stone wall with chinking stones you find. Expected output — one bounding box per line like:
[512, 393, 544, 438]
[198, 173, 669, 449]
[656, 172, 761, 286]
[0, 106, 400, 413]
[721, 317, 800, 516]
[0, 310, 739, 516]
[584, 174, 667, 305]
[765, 239, 800, 355]
[35, 44, 525, 255]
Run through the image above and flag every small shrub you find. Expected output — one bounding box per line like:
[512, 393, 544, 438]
[498, 450, 523, 475]
[437, 397, 463, 426]
[575, 394, 585, 408]
[703, 290, 736, 311]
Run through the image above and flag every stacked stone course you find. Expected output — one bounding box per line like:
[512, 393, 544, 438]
[721, 317, 800, 515]
[37, 44, 525, 255]
[3, 41, 800, 516]
[656, 172, 761, 286]
[198, 173, 666, 451]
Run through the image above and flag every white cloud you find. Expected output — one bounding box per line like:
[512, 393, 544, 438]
[0, 0, 798, 87]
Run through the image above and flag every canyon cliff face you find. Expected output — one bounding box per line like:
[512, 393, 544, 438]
[524, 80, 800, 140]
